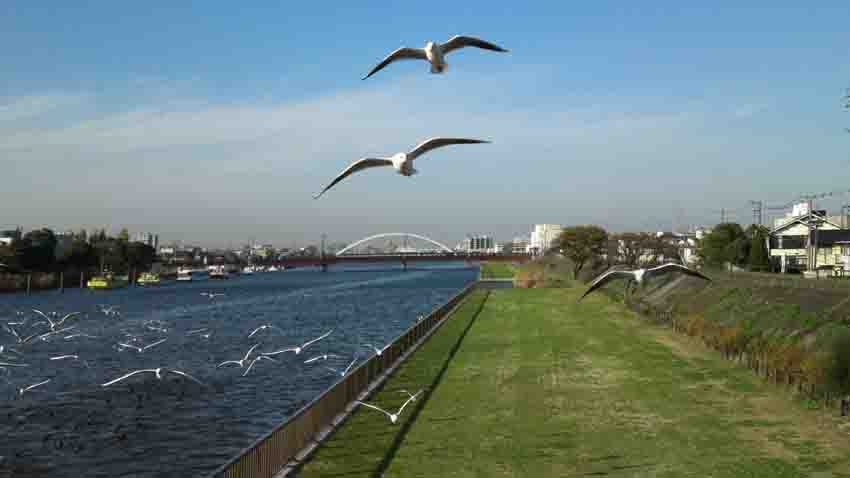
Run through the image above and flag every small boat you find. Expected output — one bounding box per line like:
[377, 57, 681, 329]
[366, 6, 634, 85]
[267, 266, 279, 272]
[136, 272, 161, 286]
[209, 265, 231, 280]
[242, 266, 255, 275]
[176, 268, 194, 282]
[87, 273, 129, 290]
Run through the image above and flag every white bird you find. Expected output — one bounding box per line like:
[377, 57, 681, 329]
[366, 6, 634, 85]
[325, 357, 358, 377]
[49, 355, 79, 361]
[63, 333, 98, 340]
[304, 353, 341, 364]
[580, 263, 711, 301]
[101, 368, 204, 387]
[200, 292, 225, 299]
[18, 379, 51, 396]
[248, 324, 283, 338]
[242, 355, 277, 377]
[5, 326, 38, 345]
[363, 343, 391, 357]
[261, 329, 334, 356]
[35, 326, 76, 343]
[117, 338, 167, 353]
[0, 361, 29, 368]
[98, 305, 120, 317]
[355, 389, 423, 424]
[32, 310, 80, 331]
[362, 35, 508, 80]
[217, 344, 261, 368]
[314, 138, 490, 199]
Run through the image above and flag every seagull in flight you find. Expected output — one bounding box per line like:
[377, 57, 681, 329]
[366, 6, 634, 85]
[117, 338, 167, 353]
[98, 305, 121, 316]
[261, 329, 334, 356]
[18, 379, 51, 396]
[101, 368, 204, 387]
[313, 138, 490, 199]
[0, 361, 29, 368]
[325, 357, 358, 377]
[242, 355, 277, 377]
[49, 355, 79, 361]
[248, 324, 283, 338]
[217, 344, 261, 368]
[5, 325, 38, 345]
[363, 343, 391, 357]
[362, 35, 508, 80]
[304, 353, 341, 364]
[580, 263, 711, 301]
[200, 292, 226, 299]
[32, 310, 80, 332]
[355, 389, 423, 424]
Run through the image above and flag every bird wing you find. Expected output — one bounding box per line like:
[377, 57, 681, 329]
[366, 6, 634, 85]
[118, 343, 142, 352]
[242, 359, 258, 376]
[248, 327, 263, 338]
[242, 343, 260, 361]
[24, 379, 50, 392]
[302, 329, 333, 349]
[362, 47, 428, 80]
[396, 393, 420, 416]
[578, 270, 636, 302]
[645, 263, 711, 282]
[31, 309, 54, 327]
[142, 338, 167, 350]
[102, 369, 154, 387]
[442, 35, 509, 55]
[217, 360, 241, 368]
[313, 158, 393, 199]
[58, 312, 81, 326]
[304, 355, 323, 364]
[407, 138, 490, 160]
[356, 401, 393, 418]
[343, 357, 357, 375]
[169, 370, 204, 385]
[261, 347, 298, 357]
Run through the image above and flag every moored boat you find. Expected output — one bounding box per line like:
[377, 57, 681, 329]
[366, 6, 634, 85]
[176, 268, 194, 282]
[87, 273, 129, 290]
[136, 272, 161, 286]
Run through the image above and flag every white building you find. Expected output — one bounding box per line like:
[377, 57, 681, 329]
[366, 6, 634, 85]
[511, 237, 531, 255]
[530, 224, 562, 255]
[463, 235, 496, 253]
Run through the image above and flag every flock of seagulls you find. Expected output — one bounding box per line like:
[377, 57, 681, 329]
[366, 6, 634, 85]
[314, 34, 508, 199]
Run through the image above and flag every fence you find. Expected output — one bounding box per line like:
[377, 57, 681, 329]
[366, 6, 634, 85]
[209, 281, 479, 478]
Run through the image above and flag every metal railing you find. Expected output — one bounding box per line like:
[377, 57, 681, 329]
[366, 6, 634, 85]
[209, 281, 479, 478]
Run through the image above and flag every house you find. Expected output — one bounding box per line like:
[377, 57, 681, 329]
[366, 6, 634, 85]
[768, 205, 850, 274]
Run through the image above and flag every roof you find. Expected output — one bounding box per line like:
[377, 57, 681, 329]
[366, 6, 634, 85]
[770, 211, 843, 235]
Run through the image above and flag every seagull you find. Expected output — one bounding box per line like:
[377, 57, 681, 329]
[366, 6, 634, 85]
[355, 389, 423, 424]
[200, 292, 225, 299]
[49, 355, 79, 361]
[32, 310, 80, 332]
[36, 326, 76, 343]
[242, 355, 277, 377]
[101, 368, 204, 387]
[98, 305, 120, 317]
[248, 324, 283, 338]
[63, 333, 98, 340]
[5, 326, 38, 345]
[261, 329, 334, 356]
[0, 362, 29, 368]
[313, 138, 490, 199]
[117, 338, 167, 353]
[580, 263, 711, 301]
[217, 344, 261, 368]
[362, 35, 508, 80]
[325, 357, 358, 377]
[18, 379, 50, 396]
[304, 353, 341, 364]
[363, 343, 391, 357]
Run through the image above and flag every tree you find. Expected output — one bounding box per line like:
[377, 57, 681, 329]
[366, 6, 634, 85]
[126, 242, 156, 271]
[19, 228, 58, 272]
[747, 225, 770, 271]
[555, 225, 608, 279]
[698, 223, 746, 267]
[117, 228, 130, 242]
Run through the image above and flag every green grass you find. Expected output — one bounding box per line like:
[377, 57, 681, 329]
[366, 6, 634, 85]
[297, 286, 850, 477]
[479, 262, 516, 279]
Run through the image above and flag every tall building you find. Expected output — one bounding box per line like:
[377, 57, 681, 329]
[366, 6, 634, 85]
[530, 224, 562, 255]
[462, 235, 495, 253]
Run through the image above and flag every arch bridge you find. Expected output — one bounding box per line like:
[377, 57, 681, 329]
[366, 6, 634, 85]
[335, 232, 454, 256]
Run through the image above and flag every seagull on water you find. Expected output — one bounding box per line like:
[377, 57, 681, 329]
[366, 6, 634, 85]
[580, 263, 711, 301]
[362, 35, 508, 80]
[242, 355, 277, 377]
[248, 324, 283, 338]
[32, 310, 80, 332]
[313, 138, 490, 199]
[217, 344, 261, 368]
[261, 329, 334, 356]
[304, 353, 341, 364]
[117, 338, 167, 353]
[18, 379, 50, 396]
[363, 343, 391, 357]
[355, 389, 423, 424]
[325, 357, 358, 377]
[101, 368, 204, 387]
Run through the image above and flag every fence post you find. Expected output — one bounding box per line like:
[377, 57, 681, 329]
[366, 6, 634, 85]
[60, 271, 64, 293]
[26, 273, 31, 295]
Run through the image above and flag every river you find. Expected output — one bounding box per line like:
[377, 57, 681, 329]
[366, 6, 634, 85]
[0, 264, 477, 477]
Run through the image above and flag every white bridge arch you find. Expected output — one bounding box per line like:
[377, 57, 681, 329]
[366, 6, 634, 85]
[335, 233, 454, 256]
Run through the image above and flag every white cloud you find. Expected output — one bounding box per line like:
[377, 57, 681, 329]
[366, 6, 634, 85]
[0, 94, 86, 123]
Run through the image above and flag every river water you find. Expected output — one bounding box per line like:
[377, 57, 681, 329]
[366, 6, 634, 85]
[0, 264, 477, 477]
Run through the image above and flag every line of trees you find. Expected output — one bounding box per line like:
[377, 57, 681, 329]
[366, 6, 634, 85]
[0, 228, 156, 275]
[697, 223, 769, 270]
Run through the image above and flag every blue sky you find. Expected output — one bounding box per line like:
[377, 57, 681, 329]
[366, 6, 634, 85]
[1, 2, 848, 247]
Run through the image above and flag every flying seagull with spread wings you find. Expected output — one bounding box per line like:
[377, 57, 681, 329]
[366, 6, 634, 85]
[579, 263, 710, 301]
[313, 138, 489, 199]
[363, 35, 508, 80]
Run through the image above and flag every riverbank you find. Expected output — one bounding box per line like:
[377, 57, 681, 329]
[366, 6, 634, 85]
[297, 284, 850, 477]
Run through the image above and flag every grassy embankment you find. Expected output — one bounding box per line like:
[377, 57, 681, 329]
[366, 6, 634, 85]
[298, 273, 850, 477]
[478, 262, 517, 279]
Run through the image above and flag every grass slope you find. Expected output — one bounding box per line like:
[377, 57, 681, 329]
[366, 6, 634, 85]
[479, 262, 516, 279]
[298, 287, 850, 477]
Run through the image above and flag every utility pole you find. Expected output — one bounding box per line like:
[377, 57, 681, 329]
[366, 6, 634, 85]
[749, 200, 763, 227]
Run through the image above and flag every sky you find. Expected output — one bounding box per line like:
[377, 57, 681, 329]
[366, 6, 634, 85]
[1, 2, 849, 248]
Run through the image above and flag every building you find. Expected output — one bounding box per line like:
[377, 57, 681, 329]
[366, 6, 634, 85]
[530, 224, 562, 256]
[510, 237, 530, 255]
[462, 235, 496, 253]
[768, 202, 850, 274]
[133, 232, 159, 249]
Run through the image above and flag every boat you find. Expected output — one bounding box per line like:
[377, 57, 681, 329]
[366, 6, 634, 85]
[136, 272, 161, 286]
[209, 265, 232, 280]
[267, 265, 279, 272]
[242, 265, 256, 275]
[87, 272, 129, 290]
[176, 268, 194, 282]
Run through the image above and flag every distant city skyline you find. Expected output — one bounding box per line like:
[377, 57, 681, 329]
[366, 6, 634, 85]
[2, 3, 849, 246]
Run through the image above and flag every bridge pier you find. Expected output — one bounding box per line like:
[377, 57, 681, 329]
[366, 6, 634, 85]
[401, 257, 407, 271]
[321, 263, 328, 273]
